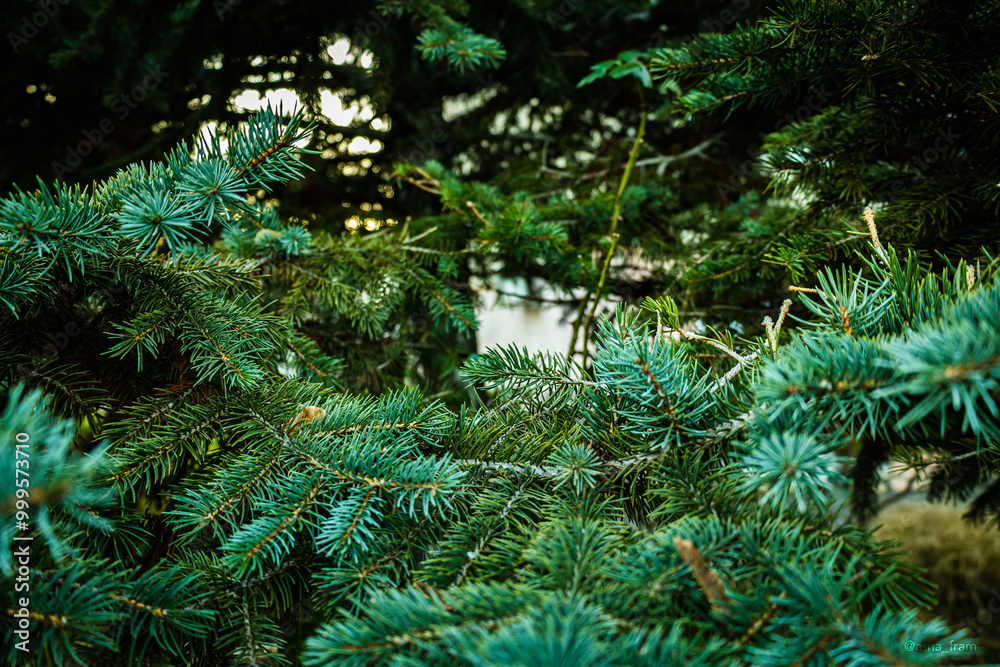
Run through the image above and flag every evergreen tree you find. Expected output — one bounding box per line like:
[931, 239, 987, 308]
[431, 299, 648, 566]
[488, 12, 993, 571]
[2, 106, 998, 665]
[5, 0, 753, 398]
[2, 1, 1000, 664]
[2, 0, 753, 223]
[649, 0, 1000, 286]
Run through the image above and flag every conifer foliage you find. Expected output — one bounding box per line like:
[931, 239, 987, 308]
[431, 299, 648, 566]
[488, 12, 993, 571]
[1, 108, 997, 664]
[650, 0, 1000, 283]
[3, 3, 1000, 666]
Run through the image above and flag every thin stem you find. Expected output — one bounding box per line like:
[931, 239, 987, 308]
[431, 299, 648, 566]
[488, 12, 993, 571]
[710, 350, 760, 393]
[566, 291, 590, 360]
[579, 101, 648, 367]
[674, 330, 746, 363]
[466, 201, 491, 226]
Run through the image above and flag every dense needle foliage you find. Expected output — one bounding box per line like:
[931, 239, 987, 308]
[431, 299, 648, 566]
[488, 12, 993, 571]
[2, 0, 1000, 665]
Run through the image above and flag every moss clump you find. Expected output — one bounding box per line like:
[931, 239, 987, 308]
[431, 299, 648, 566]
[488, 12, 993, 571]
[875, 501, 1000, 663]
